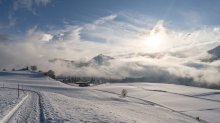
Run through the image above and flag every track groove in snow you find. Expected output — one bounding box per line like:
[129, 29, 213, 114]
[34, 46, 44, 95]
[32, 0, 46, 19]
[0, 95, 28, 123]
[18, 89, 45, 123]
[128, 84, 220, 103]
[141, 87, 220, 103]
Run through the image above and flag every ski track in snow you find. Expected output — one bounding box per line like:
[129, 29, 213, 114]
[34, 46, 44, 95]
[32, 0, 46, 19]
[0, 94, 28, 123]
[1, 70, 220, 122]
[0, 88, 43, 123]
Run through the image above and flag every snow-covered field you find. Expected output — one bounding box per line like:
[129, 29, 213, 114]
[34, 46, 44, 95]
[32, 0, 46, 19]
[0, 70, 220, 123]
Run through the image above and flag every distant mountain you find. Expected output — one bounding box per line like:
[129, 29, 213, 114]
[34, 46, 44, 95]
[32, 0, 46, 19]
[89, 54, 114, 66]
[208, 45, 220, 57]
[49, 54, 114, 68]
[203, 45, 220, 62]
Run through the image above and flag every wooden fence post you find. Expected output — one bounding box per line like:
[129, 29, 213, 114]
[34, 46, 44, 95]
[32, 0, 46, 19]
[18, 84, 19, 98]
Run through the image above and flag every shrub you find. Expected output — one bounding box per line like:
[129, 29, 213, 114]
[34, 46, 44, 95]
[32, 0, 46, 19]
[121, 89, 127, 97]
[38, 70, 43, 73]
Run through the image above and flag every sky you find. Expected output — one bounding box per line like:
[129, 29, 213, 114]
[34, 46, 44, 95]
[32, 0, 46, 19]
[1, 0, 220, 85]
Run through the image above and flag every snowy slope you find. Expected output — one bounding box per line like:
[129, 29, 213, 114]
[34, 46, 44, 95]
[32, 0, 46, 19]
[0, 70, 220, 122]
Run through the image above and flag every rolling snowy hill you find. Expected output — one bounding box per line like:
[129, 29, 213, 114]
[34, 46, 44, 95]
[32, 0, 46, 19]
[0, 70, 220, 122]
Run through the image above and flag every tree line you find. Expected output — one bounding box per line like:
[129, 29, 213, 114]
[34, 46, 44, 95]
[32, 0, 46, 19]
[56, 75, 106, 84]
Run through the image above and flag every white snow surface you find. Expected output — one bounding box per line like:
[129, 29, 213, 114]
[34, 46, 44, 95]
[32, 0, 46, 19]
[0, 70, 220, 123]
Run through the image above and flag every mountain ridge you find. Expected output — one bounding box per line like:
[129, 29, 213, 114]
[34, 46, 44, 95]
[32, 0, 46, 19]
[203, 45, 220, 62]
[48, 54, 114, 68]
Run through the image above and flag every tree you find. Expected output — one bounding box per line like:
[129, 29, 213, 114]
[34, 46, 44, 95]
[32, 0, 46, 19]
[47, 70, 55, 79]
[31, 65, 37, 71]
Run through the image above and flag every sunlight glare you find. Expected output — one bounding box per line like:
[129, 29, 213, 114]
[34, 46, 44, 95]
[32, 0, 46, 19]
[144, 33, 164, 49]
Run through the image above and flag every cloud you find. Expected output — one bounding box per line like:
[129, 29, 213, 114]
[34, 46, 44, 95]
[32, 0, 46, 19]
[13, 0, 52, 11]
[0, 13, 17, 28]
[62, 18, 69, 24]
[213, 27, 219, 32]
[42, 34, 53, 41]
[177, 11, 203, 27]
[10, 0, 52, 27]
[13, 0, 33, 10]
[1, 13, 220, 87]
[25, 26, 53, 42]
[50, 26, 82, 43]
[183, 33, 191, 40]
[183, 61, 209, 69]
[8, 13, 16, 27]
[0, 34, 13, 44]
[94, 14, 117, 25]
[35, 0, 51, 6]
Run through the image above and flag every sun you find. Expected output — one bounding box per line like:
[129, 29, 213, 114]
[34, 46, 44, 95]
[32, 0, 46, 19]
[142, 20, 166, 50]
[144, 33, 164, 49]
